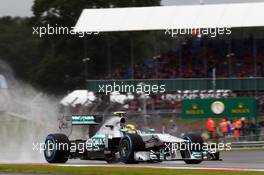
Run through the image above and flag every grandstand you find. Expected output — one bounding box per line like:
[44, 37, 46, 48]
[99, 37, 264, 79]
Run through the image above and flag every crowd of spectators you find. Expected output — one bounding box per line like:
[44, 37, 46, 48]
[102, 37, 264, 80]
[206, 117, 260, 141]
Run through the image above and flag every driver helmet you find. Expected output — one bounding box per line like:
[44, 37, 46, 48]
[126, 124, 136, 133]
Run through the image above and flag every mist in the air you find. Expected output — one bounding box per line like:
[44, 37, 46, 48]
[0, 60, 60, 163]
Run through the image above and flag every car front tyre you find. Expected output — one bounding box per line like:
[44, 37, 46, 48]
[44, 133, 70, 163]
[119, 134, 144, 164]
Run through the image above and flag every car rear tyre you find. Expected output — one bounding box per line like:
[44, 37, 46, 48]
[44, 133, 70, 163]
[181, 134, 203, 164]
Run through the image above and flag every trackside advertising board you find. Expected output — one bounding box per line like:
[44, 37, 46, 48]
[182, 98, 256, 119]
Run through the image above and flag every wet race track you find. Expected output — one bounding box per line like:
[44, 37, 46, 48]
[1, 150, 264, 174]
[64, 150, 264, 170]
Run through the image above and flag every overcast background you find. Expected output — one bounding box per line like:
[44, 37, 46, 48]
[1, 0, 264, 17]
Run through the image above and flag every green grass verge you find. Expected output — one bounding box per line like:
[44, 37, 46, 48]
[0, 165, 263, 175]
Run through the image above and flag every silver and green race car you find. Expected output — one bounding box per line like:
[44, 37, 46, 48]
[44, 112, 221, 164]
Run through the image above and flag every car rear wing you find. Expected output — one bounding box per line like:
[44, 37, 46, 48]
[71, 115, 101, 125]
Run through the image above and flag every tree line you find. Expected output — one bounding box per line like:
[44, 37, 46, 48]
[0, 0, 161, 94]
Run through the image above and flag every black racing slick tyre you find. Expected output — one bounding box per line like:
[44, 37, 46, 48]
[119, 134, 145, 164]
[44, 133, 70, 163]
[181, 134, 204, 164]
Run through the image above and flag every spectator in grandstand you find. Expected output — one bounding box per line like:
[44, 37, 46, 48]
[219, 118, 228, 139]
[226, 118, 233, 136]
[248, 118, 257, 135]
[207, 118, 215, 139]
[129, 101, 138, 111]
[233, 118, 242, 140]
[240, 117, 246, 137]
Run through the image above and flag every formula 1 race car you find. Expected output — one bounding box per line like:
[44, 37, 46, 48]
[44, 112, 221, 164]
